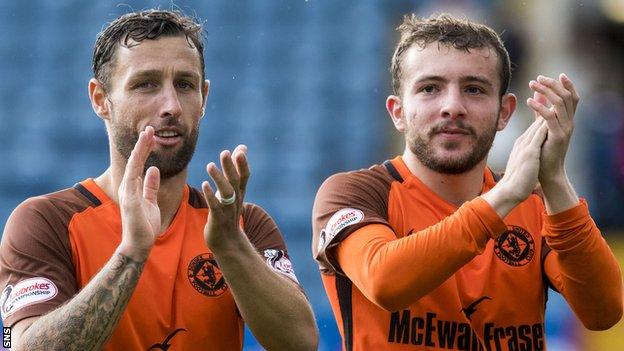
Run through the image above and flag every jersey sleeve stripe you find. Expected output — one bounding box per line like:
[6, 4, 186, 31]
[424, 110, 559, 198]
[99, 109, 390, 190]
[336, 275, 354, 351]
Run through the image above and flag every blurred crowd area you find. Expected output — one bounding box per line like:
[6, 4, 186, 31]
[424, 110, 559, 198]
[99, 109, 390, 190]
[0, 0, 623, 350]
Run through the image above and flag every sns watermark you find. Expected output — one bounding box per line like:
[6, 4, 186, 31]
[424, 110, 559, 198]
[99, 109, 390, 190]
[2, 327, 10, 348]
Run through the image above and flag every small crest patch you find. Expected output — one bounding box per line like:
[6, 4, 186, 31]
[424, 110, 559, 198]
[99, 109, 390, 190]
[263, 249, 299, 283]
[187, 253, 228, 297]
[494, 226, 535, 267]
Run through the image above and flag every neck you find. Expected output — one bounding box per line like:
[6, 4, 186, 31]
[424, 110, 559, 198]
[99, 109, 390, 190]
[94, 150, 187, 233]
[402, 147, 487, 207]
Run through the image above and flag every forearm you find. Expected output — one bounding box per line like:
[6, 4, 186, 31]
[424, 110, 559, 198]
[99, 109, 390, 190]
[540, 171, 579, 215]
[16, 251, 145, 350]
[544, 202, 623, 330]
[211, 232, 317, 351]
[337, 198, 505, 311]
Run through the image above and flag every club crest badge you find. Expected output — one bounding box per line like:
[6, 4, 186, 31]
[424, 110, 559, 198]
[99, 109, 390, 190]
[187, 253, 228, 297]
[494, 226, 535, 267]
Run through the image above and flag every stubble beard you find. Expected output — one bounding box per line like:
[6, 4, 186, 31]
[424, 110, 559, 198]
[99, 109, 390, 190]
[110, 116, 200, 180]
[407, 115, 499, 175]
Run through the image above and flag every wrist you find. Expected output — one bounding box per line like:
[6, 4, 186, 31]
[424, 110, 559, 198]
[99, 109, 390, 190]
[539, 170, 568, 191]
[482, 182, 523, 218]
[207, 229, 248, 255]
[538, 173, 580, 215]
[117, 240, 152, 262]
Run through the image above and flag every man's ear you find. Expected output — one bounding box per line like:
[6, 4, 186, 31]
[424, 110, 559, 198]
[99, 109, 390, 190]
[89, 78, 110, 121]
[497, 92, 517, 131]
[386, 95, 406, 132]
[200, 79, 210, 119]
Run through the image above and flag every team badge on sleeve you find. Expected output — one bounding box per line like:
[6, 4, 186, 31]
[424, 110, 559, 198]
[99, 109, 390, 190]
[263, 249, 299, 283]
[318, 208, 364, 251]
[1, 277, 58, 319]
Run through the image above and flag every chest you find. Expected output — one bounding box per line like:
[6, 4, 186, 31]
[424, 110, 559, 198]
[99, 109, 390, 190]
[386, 189, 547, 323]
[66, 205, 241, 343]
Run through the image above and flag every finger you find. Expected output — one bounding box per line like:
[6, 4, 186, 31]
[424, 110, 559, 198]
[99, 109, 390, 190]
[530, 124, 549, 149]
[232, 145, 250, 196]
[201, 180, 222, 211]
[529, 89, 544, 120]
[527, 97, 563, 135]
[534, 75, 574, 125]
[143, 166, 160, 204]
[529, 80, 566, 115]
[560, 73, 580, 110]
[534, 90, 548, 107]
[220, 150, 240, 190]
[520, 116, 545, 140]
[206, 162, 235, 199]
[125, 126, 155, 181]
[510, 120, 543, 165]
[536, 75, 572, 109]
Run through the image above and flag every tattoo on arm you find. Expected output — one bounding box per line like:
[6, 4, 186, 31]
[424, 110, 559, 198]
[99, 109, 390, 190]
[17, 252, 145, 351]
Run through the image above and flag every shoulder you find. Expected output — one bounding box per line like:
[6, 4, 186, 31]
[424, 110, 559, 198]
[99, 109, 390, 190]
[241, 202, 286, 252]
[314, 163, 395, 213]
[5, 186, 97, 235]
[241, 202, 270, 219]
[0, 186, 87, 327]
[318, 164, 395, 195]
[312, 163, 398, 271]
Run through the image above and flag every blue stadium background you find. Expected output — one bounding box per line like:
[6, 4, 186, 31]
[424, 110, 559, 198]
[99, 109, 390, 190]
[1, 1, 624, 350]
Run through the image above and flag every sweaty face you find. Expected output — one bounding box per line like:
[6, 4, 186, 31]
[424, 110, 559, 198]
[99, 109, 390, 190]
[398, 44, 506, 174]
[104, 36, 206, 179]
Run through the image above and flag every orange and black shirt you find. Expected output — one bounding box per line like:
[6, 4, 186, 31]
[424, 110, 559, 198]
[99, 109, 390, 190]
[312, 156, 606, 351]
[0, 178, 299, 350]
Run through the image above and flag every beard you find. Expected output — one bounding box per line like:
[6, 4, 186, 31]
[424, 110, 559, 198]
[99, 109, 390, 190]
[110, 115, 199, 179]
[407, 116, 498, 175]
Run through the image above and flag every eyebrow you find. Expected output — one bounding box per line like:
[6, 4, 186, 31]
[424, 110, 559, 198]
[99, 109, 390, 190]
[413, 75, 446, 84]
[129, 69, 201, 81]
[412, 75, 494, 89]
[461, 75, 494, 88]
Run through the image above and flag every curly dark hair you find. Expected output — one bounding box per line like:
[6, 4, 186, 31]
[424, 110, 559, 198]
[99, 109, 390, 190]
[93, 9, 205, 91]
[391, 14, 511, 97]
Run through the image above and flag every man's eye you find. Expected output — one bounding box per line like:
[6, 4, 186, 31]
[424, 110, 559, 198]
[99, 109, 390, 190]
[134, 81, 156, 89]
[421, 85, 438, 94]
[466, 86, 485, 94]
[177, 81, 194, 90]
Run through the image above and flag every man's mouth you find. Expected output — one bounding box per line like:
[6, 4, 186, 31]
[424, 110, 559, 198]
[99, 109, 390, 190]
[438, 128, 471, 135]
[155, 130, 181, 138]
[153, 128, 183, 146]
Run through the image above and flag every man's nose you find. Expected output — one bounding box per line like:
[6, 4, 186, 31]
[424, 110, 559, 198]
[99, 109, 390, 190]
[158, 84, 182, 118]
[439, 89, 467, 119]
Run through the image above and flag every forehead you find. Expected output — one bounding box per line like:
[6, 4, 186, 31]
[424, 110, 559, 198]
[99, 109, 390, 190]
[401, 43, 500, 88]
[111, 35, 202, 79]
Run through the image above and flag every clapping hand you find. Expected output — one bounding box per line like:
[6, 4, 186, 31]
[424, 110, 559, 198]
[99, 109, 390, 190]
[117, 126, 161, 261]
[527, 74, 580, 183]
[202, 145, 250, 249]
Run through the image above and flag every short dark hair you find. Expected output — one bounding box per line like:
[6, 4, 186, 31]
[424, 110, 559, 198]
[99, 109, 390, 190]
[93, 9, 205, 91]
[391, 13, 511, 97]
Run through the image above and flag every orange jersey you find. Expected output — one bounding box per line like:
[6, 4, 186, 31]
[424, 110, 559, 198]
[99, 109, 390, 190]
[313, 157, 560, 351]
[1, 178, 298, 350]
